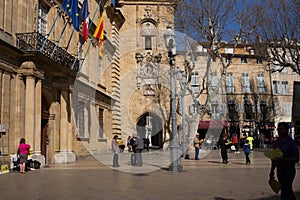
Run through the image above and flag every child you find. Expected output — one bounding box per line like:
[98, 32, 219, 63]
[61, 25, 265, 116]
[243, 139, 251, 165]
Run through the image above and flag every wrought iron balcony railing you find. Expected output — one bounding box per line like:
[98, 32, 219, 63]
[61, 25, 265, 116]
[16, 32, 79, 72]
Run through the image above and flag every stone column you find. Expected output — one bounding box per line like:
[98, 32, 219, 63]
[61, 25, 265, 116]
[13, 75, 22, 151]
[19, 61, 44, 164]
[24, 75, 35, 149]
[34, 79, 42, 154]
[1, 71, 11, 154]
[67, 90, 75, 162]
[67, 90, 73, 151]
[60, 89, 68, 152]
[31, 79, 45, 165]
[0, 70, 2, 122]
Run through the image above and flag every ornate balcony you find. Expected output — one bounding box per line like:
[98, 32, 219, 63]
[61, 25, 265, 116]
[16, 32, 79, 72]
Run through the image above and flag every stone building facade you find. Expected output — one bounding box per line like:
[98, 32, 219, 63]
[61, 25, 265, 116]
[271, 66, 300, 138]
[116, 0, 176, 148]
[0, 0, 124, 165]
[219, 45, 275, 139]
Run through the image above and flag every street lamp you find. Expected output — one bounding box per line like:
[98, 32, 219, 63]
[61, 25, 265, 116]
[254, 94, 259, 137]
[164, 23, 182, 171]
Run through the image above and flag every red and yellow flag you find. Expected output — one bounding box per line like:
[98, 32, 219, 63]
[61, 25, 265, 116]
[93, 13, 104, 40]
[93, 13, 104, 57]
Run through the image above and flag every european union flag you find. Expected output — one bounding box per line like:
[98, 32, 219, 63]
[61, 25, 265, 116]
[62, 0, 79, 31]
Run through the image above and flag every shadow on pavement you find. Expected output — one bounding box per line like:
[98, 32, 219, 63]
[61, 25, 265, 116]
[208, 161, 224, 164]
[213, 191, 300, 200]
[255, 191, 300, 200]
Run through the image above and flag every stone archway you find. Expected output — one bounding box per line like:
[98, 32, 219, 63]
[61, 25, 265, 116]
[136, 112, 163, 149]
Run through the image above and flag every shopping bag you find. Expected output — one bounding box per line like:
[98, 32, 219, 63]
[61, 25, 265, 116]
[268, 178, 281, 194]
[230, 145, 236, 151]
[264, 148, 283, 160]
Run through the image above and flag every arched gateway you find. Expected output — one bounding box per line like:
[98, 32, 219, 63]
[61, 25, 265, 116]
[136, 112, 163, 149]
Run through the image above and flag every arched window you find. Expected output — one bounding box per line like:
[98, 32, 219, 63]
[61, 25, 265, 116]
[141, 22, 157, 50]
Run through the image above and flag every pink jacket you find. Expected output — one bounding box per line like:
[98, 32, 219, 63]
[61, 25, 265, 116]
[19, 143, 31, 155]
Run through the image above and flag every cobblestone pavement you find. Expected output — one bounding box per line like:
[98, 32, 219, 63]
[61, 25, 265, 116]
[0, 149, 299, 200]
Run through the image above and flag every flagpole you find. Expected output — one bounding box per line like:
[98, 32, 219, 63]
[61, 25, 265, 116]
[75, 0, 102, 70]
[77, 41, 93, 71]
[40, 8, 62, 52]
[65, 29, 75, 51]
[50, 21, 68, 57]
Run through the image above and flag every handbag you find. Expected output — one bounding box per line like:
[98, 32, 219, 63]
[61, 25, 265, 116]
[268, 178, 281, 194]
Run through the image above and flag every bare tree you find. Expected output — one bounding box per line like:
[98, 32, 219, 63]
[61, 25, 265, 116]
[250, 0, 300, 74]
[168, 0, 257, 152]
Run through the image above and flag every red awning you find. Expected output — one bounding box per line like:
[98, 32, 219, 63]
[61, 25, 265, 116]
[198, 120, 229, 129]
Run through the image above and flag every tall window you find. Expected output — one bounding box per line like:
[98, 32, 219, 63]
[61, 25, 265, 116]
[191, 72, 200, 93]
[78, 102, 85, 137]
[272, 81, 281, 94]
[256, 58, 263, 64]
[242, 73, 250, 93]
[244, 102, 253, 121]
[98, 108, 104, 138]
[211, 101, 219, 119]
[226, 73, 234, 93]
[257, 73, 266, 93]
[228, 100, 238, 121]
[226, 55, 232, 63]
[260, 101, 267, 121]
[38, 3, 48, 35]
[281, 81, 289, 94]
[283, 102, 291, 116]
[210, 73, 218, 90]
[274, 102, 280, 116]
[241, 57, 248, 63]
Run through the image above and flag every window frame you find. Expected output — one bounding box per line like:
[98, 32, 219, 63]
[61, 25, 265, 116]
[241, 57, 248, 63]
[226, 73, 234, 93]
[257, 73, 266, 93]
[38, 3, 48, 35]
[98, 108, 104, 138]
[242, 73, 250, 93]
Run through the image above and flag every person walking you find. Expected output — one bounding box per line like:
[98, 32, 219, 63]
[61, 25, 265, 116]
[243, 140, 251, 165]
[193, 133, 201, 160]
[259, 133, 265, 148]
[127, 136, 131, 153]
[112, 135, 120, 167]
[145, 137, 150, 152]
[134, 133, 144, 166]
[219, 132, 229, 164]
[18, 138, 31, 173]
[269, 122, 299, 200]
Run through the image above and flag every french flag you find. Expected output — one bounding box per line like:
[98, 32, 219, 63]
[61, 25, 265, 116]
[79, 0, 89, 42]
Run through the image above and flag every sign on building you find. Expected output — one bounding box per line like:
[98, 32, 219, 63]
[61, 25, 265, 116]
[0, 124, 6, 132]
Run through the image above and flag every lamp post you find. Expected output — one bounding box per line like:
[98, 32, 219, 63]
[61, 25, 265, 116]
[164, 23, 182, 171]
[254, 94, 259, 138]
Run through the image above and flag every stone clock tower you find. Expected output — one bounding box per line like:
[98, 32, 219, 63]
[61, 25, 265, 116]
[115, 0, 176, 148]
